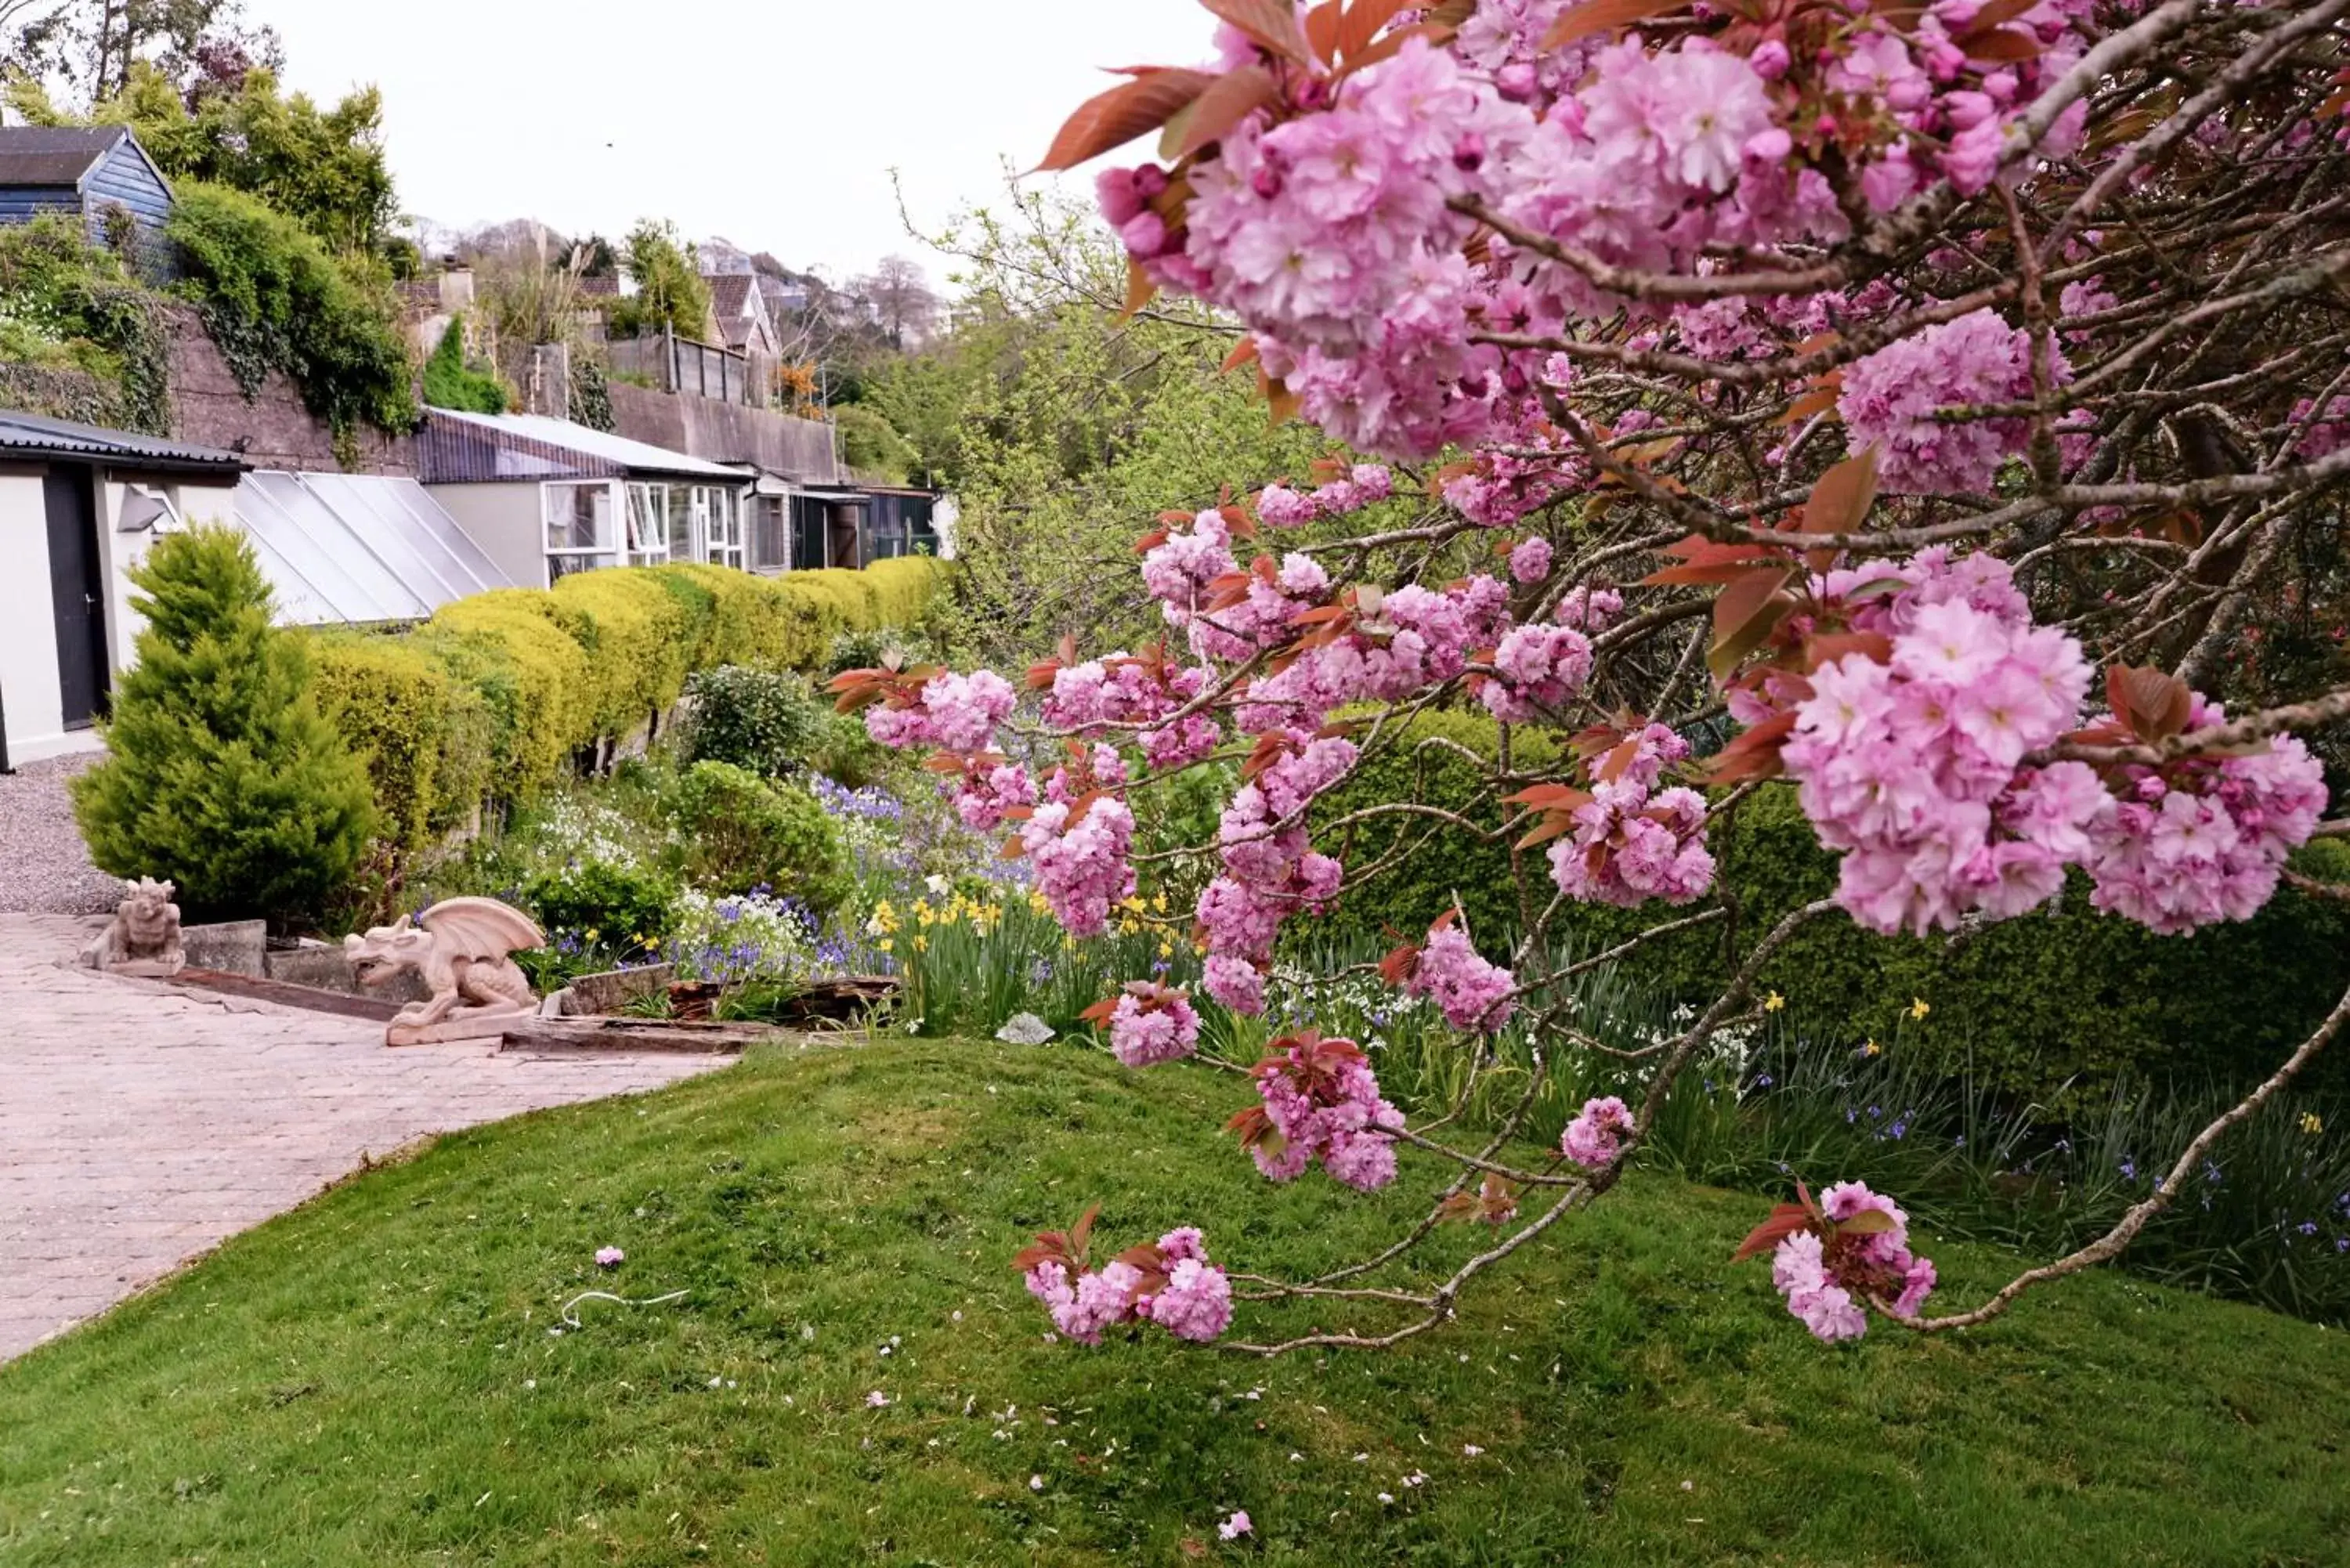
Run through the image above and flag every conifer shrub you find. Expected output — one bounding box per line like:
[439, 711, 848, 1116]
[72, 527, 375, 925]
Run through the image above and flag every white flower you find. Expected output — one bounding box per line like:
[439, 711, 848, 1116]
[1029, 1475, 1044, 1492]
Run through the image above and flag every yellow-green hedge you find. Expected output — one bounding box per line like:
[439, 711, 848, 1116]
[298, 557, 953, 862]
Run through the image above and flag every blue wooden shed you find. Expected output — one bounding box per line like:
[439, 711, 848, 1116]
[0, 127, 174, 253]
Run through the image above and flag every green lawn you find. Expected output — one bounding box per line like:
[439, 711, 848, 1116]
[3, 1039, 2345, 1566]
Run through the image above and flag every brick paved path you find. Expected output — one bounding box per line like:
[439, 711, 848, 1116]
[0, 915, 726, 1361]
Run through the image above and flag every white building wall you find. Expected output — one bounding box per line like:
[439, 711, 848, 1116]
[426, 482, 548, 591]
[0, 467, 69, 763]
[1, 464, 247, 767]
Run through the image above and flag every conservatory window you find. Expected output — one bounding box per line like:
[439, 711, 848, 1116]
[543, 482, 617, 583]
[624, 482, 671, 565]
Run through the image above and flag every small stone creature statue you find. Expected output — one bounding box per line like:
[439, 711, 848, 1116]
[345, 897, 544, 1046]
[81, 876, 186, 977]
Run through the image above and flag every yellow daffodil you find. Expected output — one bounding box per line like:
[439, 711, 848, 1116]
[584, 927, 599, 942]
[1862, 1038, 1882, 1057]
[2301, 1112, 2325, 1136]
[1909, 997, 1932, 1022]
[1119, 918, 1141, 936]
[1159, 939, 1176, 959]
[1152, 893, 1169, 913]
[877, 939, 894, 954]
[1762, 991, 1785, 1013]
[1121, 895, 1147, 914]
[913, 935, 928, 953]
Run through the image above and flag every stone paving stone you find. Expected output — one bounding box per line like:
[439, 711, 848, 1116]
[0, 914, 726, 1362]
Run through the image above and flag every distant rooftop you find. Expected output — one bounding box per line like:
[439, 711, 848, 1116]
[0, 125, 134, 186]
[419, 407, 743, 483]
[0, 409, 247, 474]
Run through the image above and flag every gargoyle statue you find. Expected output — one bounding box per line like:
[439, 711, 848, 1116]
[345, 897, 544, 1045]
[82, 876, 185, 976]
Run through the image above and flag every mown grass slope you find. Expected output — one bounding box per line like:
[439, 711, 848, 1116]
[2, 1039, 2345, 1565]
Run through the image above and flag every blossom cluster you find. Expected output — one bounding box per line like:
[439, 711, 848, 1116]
[1019, 796, 1138, 939]
[1043, 652, 1224, 772]
[1547, 726, 1716, 907]
[865, 670, 1018, 753]
[1094, 1, 2105, 470]
[1561, 1096, 1636, 1171]
[1024, 1226, 1234, 1346]
[1769, 1183, 1937, 1343]
[950, 758, 1037, 834]
[1102, 984, 1203, 1068]
[1399, 920, 1517, 1033]
[2082, 698, 2328, 935]
[1255, 464, 1394, 527]
[1243, 1035, 1405, 1192]
[1783, 551, 2103, 935]
[1838, 309, 2070, 495]
[1197, 735, 1355, 1015]
[1477, 621, 1593, 724]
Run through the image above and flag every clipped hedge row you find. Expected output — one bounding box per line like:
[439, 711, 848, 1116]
[303, 557, 951, 861]
[1310, 709, 2350, 1107]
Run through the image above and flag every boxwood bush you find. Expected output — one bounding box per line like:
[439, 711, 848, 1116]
[666, 761, 851, 913]
[295, 557, 953, 871]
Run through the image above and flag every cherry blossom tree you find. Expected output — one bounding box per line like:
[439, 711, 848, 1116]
[841, 0, 2350, 1353]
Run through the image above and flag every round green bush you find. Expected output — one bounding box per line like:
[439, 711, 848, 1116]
[678, 666, 831, 779]
[665, 761, 852, 913]
[523, 858, 678, 951]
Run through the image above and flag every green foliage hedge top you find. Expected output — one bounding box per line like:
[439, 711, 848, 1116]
[166, 182, 416, 439]
[73, 528, 375, 925]
[1311, 708, 2350, 1109]
[300, 558, 954, 868]
[421, 320, 507, 415]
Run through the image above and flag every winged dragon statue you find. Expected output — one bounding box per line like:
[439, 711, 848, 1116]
[345, 898, 544, 1042]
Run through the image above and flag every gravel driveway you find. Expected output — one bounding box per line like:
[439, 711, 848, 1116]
[0, 754, 125, 916]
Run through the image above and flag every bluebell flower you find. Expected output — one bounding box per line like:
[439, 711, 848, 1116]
[2119, 1158, 2138, 1181]
[2298, 1220, 2319, 1236]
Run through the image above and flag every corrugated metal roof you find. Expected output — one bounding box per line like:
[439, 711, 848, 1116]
[0, 409, 247, 472]
[233, 470, 515, 626]
[419, 407, 743, 483]
[0, 126, 128, 186]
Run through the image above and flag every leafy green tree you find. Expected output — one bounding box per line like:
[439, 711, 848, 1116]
[72, 526, 375, 925]
[2, 0, 277, 105]
[606, 219, 713, 341]
[9, 57, 400, 258]
[833, 403, 918, 485]
[907, 187, 1340, 664]
[164, 180, 417, 439]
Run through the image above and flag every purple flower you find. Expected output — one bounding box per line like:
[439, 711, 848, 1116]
[595, 1246, 625, 1268]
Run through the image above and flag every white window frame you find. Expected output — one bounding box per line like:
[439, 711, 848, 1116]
[624, 481, 671, 566]
[696, 484, 745, 570]
[542, 480, 621, 583]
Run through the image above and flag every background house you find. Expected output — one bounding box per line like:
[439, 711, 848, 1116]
[0, 126, 174, 261]
[0, 412, 245, 768]
[416, 408, 750, 589]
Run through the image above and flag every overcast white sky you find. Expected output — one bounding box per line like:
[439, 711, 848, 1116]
[258, 0, 1208, 286]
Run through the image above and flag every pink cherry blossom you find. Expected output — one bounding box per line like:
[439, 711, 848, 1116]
[1562, 1096, 1636, 1169]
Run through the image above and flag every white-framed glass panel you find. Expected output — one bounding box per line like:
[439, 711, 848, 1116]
[624, 482, 670, 565]
[543, 481, 617, 583]
[749, 493, 790, 573]
[697, 485, 744, 570]
[666, 486, 693, 562]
